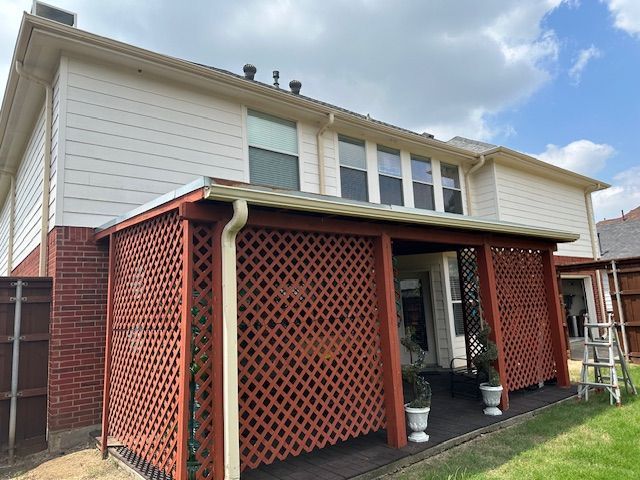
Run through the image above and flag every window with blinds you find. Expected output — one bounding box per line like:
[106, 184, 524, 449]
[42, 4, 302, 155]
[410, 155, 435, 210]
[247, 110, 299, 190]
[441, 163, 463, 214]
[447, 256, 464, 336]
[378, 146, 403, 206]
[338, 135, 368, 202]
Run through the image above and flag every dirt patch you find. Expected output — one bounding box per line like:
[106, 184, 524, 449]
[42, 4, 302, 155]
[1, 447, 132, 480]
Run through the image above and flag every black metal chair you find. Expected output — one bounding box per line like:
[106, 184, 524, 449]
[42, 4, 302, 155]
[449, 356, 481, 399]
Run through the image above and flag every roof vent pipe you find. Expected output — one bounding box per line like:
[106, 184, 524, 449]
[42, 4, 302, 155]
[242, 64, 256, 80]
[273, 70, 280, 88]
[289, 80, 302, 95]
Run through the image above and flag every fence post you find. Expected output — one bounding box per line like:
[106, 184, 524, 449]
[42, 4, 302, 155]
[100, 237, 115, 458]
[374, 234, 407, 448]
[8, 279, 23, 462]
[541, 248, 570, 387]
[476, 243, 509, 410]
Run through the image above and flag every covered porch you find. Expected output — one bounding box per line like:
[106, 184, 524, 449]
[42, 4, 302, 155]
[96, 179, 572, 480]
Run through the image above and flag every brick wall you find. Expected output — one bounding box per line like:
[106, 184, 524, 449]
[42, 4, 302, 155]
[13, 227, 109, 433]
[554, 255, 604, 322]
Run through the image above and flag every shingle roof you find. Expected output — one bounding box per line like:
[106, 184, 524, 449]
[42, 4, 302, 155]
[446, 136, 497, 154]
[597, 216, 640, 260]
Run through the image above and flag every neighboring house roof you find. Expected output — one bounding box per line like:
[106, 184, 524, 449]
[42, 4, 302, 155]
[446, 136, 497, 154]
[597, 207, 640, 260]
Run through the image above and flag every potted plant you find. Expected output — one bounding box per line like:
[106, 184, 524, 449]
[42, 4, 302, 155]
[401, 330, 432, 442]
[473, 325, 503, 416]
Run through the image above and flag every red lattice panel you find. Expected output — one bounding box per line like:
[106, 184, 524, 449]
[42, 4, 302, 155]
[236, 228, 386, 470]
[491, 247, 556, 391]
[190, 224, 215, 479]
[108, 211, 184, 477]
[458, 248, 484, 367]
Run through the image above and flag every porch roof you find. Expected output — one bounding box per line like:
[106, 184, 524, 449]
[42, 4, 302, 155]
[96, 177, 579, 243]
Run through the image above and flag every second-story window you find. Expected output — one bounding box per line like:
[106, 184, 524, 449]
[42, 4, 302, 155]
[441, 163, 463, 214]
[378, 146, 403, 206]
[338, 135, 368, 201]
[411, 155, 435, 210]
[247, 110, 299, 190]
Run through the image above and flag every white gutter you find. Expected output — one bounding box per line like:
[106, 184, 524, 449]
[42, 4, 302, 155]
[14, 61, 52, 276]
[203, 181, 579, 242]
[316, 113, 334, 195]
[464, 154, 485, 216]
[221, 199, 248, 480]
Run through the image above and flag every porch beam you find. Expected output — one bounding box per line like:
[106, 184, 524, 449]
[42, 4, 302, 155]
[476, 242, 509, 410]
[541, 248, 571, 387]
[373, 233, 407, 448]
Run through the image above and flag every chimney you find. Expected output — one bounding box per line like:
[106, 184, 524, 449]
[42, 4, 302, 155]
[243, 64, 256, 80]
[289, 80, 302, 95]
[273, 70, 280, 88]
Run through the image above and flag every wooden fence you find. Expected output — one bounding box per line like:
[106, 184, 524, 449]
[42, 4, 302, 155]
[0, 277, 51, 459]
[608, 258, 640, 362]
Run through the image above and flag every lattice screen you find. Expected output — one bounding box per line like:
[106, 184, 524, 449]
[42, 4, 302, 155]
[189, 224, 216, 479]
[491, 247, 556, 391]
[457, 248, 484, 368]
[108, 211, 184, 477]
[236, 227, 386, 471]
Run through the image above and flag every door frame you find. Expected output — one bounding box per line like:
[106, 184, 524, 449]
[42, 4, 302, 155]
[398, 271, 439, 366]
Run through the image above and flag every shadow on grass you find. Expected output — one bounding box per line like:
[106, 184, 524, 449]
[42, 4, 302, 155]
[396, 365, 640, 480]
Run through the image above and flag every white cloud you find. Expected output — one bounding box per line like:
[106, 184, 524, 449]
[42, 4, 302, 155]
[0, 0, 573, 142]
[603, 0, 640, 37]
[529, 139, 616, 177]
[568, 45, 601, 84]
[593, 166, 640, 220]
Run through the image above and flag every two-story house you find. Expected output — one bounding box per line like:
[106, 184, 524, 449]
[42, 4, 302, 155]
[0, 6, 609, 479]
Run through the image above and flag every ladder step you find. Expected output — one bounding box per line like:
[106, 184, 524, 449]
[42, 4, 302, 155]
[583, 362, 615, 367]
[579, 381, 618, 388]
[585, 341, 612, 346]
[583, 322, 614, 327]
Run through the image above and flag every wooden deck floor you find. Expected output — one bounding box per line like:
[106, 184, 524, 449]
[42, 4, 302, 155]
[242, 373, 575, 480]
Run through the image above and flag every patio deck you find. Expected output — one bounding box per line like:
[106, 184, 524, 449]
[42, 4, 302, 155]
[242, 372, 576, 480]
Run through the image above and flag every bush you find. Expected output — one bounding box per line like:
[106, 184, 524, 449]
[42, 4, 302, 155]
[472, 325, 501, 387]
[401, 328, 432, 408]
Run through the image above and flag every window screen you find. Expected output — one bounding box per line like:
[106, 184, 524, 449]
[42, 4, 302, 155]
[411, 155, 434, 210]
[448, 257, 464, 336]
[247, 110, 299, 190]
[441, 163, 463, 214]
[378, 146, 403, 206]
[339, 135, 368, 201]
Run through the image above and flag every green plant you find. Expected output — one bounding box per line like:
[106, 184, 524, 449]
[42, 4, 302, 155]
[401, 328, 432, 408]
[473, 324, 501, 387]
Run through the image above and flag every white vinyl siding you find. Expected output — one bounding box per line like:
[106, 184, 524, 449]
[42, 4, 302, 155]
[62, 57, 245, 227]
[468, 160, 499, 218]
[0, 199, 9, 275]
[494, 163, 593, 258]
[247, 110, 299, 190]
[13, 108, 45, 267]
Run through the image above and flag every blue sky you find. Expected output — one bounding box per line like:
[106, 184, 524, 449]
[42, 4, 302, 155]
[0, 0, 638, 220]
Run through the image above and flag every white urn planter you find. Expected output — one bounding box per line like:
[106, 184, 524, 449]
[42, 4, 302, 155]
[405, 404, 430, 442]
[479, 383, 503, 416]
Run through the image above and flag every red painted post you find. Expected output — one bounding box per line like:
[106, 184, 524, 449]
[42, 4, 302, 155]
[176, 219, 194, 480]
[211, 222, 225, 480]
[100, 235, 115, 458]
[541, 248, 570, 387]
[476, 242, 509, 411]
[374, 233, 407, 448]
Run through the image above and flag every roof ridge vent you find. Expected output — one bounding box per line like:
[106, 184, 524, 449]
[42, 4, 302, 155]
[31, 1, 77, 27]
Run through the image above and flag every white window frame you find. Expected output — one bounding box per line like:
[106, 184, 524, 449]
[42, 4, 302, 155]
[377, 145, 404, 206]
[410, 154, 435, 210]
[337, 134, 369, 202]
[440, 162, 464, 214]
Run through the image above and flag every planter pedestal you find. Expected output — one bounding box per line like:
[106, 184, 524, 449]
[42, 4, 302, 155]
[404, 405, 430, 442]
[480, 383, 503, 416]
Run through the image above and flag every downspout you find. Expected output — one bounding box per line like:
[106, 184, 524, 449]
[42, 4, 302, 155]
[14, 61, 52, 277]
[0, 170, 16, 273]
[221, 199, 248, 480]
[585, 184, 608, 322]
[316, 113, 334, 195]
[464, 154, 485, 216]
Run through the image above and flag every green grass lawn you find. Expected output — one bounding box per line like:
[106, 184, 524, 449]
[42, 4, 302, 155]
[393, 361, 640, 480]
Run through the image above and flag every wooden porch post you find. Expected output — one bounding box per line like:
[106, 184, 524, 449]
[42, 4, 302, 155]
[476, 242, 509, 410]
[100, 235, 115, 458]
[211, 222, 225, 480]
[176, 219, 194, 480]
[541, 248, 570, 387]
[374, 234, 407, 448]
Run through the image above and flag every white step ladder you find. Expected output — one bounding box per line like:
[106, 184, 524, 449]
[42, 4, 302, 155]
[577, 315, 636, 405]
